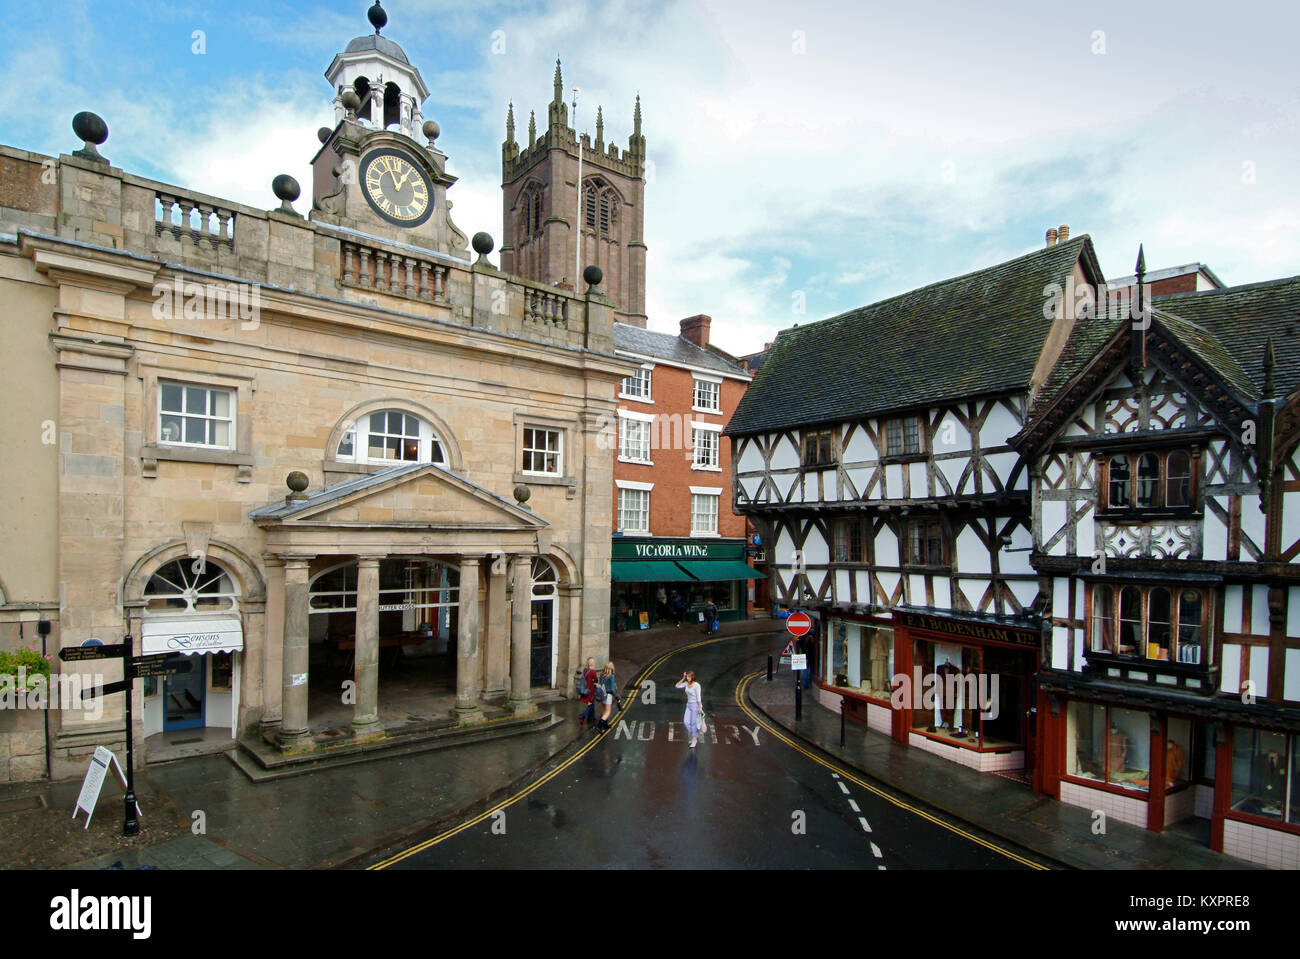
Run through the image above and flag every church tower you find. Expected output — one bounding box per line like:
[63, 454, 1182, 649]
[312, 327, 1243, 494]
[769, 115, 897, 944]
[501, 60, 647, 326]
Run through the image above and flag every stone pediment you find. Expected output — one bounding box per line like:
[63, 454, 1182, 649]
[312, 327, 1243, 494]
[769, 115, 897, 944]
[251, 463, 546, 532]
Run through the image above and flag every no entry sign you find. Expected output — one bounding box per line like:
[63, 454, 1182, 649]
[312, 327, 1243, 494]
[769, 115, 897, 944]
[786, 612, 812, 636]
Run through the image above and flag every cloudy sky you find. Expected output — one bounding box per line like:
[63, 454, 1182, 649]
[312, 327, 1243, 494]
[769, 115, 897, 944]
[2, 0, 1296, 355]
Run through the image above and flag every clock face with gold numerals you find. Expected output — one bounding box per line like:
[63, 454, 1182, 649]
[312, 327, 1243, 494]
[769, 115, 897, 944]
[360, 148, 433, 227]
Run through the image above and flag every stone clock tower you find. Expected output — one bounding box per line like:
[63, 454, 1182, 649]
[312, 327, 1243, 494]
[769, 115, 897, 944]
[310, 2, 468, 257]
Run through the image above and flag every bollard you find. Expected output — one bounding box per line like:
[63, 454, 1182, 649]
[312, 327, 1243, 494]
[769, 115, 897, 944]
[840, 697, 846, 747]
[767, 655, 773, 683]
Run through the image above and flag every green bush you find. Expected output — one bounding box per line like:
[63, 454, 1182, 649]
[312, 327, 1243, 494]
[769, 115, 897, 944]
[0, 647, 51, 689]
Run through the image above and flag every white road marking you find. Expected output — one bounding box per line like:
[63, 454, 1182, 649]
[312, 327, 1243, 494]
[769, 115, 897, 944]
[847, 799, 860, 813]
[858, 816, 872, 833]
[870, 842, 882, 859]
[831, 773, 840, 779]
[837, 781, 850, 795]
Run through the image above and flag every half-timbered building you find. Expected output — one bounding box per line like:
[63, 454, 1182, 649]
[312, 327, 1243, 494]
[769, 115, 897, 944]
[1012, 265, 1300, 868]
[727, 233, 1103, 776]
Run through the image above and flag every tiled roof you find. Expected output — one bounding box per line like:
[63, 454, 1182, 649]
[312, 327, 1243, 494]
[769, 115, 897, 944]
[1154, 276, 1300, 400]
[725, 236, 1098, 435]
[1029, 275, 1300, 423]
[614, 323, 749, 376]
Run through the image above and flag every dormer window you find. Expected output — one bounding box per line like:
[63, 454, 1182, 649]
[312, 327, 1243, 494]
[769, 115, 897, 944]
[1101, 449, 1197, 512]
[336, 410, 446, 467]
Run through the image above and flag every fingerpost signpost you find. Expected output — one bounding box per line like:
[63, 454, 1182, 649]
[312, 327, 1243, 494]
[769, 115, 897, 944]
[58, 634, 189, 836]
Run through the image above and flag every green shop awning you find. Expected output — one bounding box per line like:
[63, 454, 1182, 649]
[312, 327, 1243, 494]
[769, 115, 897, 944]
[611, 561, 695, 583]
[674, 560, 765, 582]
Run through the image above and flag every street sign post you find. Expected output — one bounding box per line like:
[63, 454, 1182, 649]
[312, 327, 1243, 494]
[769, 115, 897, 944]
[129, 656, 193, 679]
[786, 612, 813, 637]
[62, 635, 142, 836]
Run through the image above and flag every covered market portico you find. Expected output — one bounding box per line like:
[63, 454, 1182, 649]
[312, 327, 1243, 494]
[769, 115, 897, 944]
[251, 463, 579, 752]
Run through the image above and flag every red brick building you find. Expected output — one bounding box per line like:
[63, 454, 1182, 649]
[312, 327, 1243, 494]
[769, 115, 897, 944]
[609, 315, 757, 628]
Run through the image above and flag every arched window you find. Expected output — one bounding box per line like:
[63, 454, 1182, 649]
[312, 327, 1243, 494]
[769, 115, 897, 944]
[353, 77, 372, 122]
[1166, 451, 1192, 507]
[144, 558, 240, 615]
[1091, 585, 1114, 653]
[518, 186, 544, 238]
[531, 557, 557, 597]
[383, 82, 401, 129]
[335, 409, 447, 467]
[1147, 588, 1172, 660]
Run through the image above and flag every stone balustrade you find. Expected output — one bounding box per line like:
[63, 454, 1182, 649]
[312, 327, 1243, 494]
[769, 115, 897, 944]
[340, 238, 451, 303]
[521, 280, 571, 328]
[154, 191, 236, 249]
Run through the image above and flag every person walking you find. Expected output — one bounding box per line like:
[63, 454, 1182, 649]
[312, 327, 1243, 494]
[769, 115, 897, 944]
[578, 657, 599, 730]
[595, 661, 621, 731]
[669, 590, 686, 627]
[675, 670, 704, 748]
[702, 598, 719, 635]
[655, 585, 668, 623]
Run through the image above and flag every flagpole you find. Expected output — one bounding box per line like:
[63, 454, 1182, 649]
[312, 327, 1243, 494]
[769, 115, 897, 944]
[572, 85, 581, 290]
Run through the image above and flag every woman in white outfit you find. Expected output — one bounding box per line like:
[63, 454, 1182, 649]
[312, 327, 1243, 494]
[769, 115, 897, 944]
[675, 670, 703, 748]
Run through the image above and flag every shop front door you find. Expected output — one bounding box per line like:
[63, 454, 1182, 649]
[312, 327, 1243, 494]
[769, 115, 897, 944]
[163, 654, 205, 731]
[529, 598, 554, 687]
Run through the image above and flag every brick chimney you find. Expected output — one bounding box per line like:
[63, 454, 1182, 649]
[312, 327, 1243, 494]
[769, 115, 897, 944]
[679, 314, 712, 348]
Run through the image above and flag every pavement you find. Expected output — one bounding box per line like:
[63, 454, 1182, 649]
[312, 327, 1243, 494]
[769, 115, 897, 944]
[0, 617, 1261, 869]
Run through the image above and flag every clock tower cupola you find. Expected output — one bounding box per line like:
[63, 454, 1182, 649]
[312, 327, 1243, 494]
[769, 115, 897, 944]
[311, 2, 468, 256]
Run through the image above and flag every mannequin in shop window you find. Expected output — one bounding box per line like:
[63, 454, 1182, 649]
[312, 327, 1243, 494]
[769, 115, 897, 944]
[934, 657, 962, 733]
[869, 633, 890, 695]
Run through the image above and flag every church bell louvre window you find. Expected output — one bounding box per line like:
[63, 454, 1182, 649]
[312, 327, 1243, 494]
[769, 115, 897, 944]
[583, 178, 618, 237]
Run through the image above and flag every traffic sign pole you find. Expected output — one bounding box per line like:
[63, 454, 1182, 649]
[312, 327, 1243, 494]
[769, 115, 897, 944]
[122, 632, 138, 837]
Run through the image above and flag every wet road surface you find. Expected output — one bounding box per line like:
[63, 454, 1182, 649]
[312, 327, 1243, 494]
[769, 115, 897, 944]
[370, 634, 1042, 869]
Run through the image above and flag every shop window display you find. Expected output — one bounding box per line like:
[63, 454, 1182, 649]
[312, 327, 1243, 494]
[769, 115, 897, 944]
[1066, 702, 1152, 792]
[1230, 728, 1293, 822]
[1166, 717, 1191, 789]
[827, 621, 893, 701]
[911, 640, 984, 743]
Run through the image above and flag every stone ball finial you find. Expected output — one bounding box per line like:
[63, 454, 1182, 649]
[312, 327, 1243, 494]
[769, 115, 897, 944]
[272, 174, 301, 217]
[472, 232, 494, 256]
[422, 119, 440, 144]
[513, 484, 531, 505]
[286, 471, 309, 493]
[368, 0, 387, 34]
[583, 265, 603, 290]
[341, 89, 361, 118]
[71, 111, 109, 164]
[317, 126, 332, 144]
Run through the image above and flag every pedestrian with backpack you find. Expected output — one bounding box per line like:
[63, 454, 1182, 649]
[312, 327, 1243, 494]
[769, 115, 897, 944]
[675, 670, 704, 748]
[595, 661, 621, 731]
[576, 657, 599, 729]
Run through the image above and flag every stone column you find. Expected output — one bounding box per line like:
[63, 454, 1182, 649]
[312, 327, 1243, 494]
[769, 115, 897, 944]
[352, 556, 384, 739]
[454, 557, 486, 724]
[277, 559, 312, 749]
[508, 556, 537, 717]
[483, 557, 509, 694]
[260, 556, 285, 736]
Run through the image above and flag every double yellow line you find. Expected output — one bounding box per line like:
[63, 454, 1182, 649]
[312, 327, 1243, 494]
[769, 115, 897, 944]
[367, 634, 736, 869]
[735, 671, 1050, 869]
